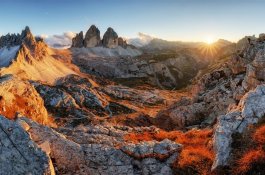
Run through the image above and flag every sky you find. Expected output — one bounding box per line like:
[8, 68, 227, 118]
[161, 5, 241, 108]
[1, 0, 265, 43]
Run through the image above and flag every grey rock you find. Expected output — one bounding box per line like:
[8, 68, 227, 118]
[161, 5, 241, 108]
[102, 27, 119, 48]
[84, 25, 101, 47]
[102, 85, 164, 105]
[0, 26, 39, 49]
[71, 31, 84, 48]
[118, 37, 127, 48]
[0, 116, 54, 175]
[18, 117, 182, 175]
[212, 85, 265, 170]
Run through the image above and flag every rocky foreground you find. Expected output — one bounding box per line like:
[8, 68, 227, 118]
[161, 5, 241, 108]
[0, 27, 265, 175]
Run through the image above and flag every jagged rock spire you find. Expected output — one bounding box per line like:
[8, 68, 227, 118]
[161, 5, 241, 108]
[0, 26, 36, 49]
[21, 26, 36, 49]
[84, 25, 101, 47]
[102, 27, 118, 48]
[71, 25, 127, 49]
[71, 31, 84, 48]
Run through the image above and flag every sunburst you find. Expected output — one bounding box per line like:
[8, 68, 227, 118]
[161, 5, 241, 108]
[198, 39, 220, 58]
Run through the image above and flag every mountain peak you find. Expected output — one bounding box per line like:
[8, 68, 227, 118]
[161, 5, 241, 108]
[0, 26, 37, 49]
[84, 25, 101, 47]
[21, 26, 36, 49]
[71, 25, 127, 49]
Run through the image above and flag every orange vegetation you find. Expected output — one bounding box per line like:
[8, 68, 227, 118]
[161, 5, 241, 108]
[124, 129, 214, 174]
[253, 125, 265, 144]
[235, 124, 265, 174]
[236, 148, 265, 174]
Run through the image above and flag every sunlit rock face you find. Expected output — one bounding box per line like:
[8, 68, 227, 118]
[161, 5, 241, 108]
[84, 25, 101, 47]
[0, 26, 48, 62]
[0, 75, 50, 125]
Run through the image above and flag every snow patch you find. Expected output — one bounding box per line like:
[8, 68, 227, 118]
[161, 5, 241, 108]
[0, 46, 20, 67]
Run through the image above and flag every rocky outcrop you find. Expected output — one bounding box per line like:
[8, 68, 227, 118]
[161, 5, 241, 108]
[0, 26, 47, 61]
[118, 37, 127, 48]
[0, 75, 50, 125]
[21, 26, 37, 49]
[212, 85, 265, 170]
[71, 25, 127, 49]
[17, 117, 181, 175]
[102, 27, 119, 48]
[0, 116, 54, 175]
[33, 74, 135, 126]
[84, 25, 101, 47]
[155, 67, 238, 130]
[156, 100, 207, 130]
[72, 49, 204, 89]
[71, 31, 84, 48]
[102, 85, 164, 105]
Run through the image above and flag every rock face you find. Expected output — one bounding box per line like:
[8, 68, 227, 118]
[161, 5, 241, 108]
[17, 117, 182, 175]
[0, 116, 54, 175]
[212, 85, 265, 170]
[72, 25, 127, 49]
[118, 37, 127, 48]
[71, 31, 84, 48]
[0, 26, 39, 50]
[33, 74, 135, 126]
[84, 25, 101, 47]
[0, 26, 47, 62]
[102, 85, 164, 105]
[0, 75, 50, 125]
[72, 48, 205, 89]
[155, 67, 238, 130]
[102, 27, 119, 48]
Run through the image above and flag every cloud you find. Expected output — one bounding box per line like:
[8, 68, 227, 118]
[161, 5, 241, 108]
[41, 32, 76, 49]
[127, 32, 154, 47]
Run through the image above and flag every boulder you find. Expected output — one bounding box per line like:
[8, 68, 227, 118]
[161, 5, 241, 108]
[102, 85, 164, 105]
[0, 115, 54, 175]
[18, 117, 182, 175]
[0, 75, 50, 125]
[84, 25, 101, 47]
[212, 85, 265, 170]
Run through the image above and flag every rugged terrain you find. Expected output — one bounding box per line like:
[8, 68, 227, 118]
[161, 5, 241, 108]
[0, 26, 264, 175]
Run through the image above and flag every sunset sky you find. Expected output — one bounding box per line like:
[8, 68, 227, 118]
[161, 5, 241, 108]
[1, 0, 265, 42]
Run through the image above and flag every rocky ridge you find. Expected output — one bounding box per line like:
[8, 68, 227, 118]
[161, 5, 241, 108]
[154, 34, 265, 173]
[1, 25, 265, 174]
[71, 25, 127, 49]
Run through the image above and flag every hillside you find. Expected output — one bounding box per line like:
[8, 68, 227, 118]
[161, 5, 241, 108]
[0, 26, 264, 175]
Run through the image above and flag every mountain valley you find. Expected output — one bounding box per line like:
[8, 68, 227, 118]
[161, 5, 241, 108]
[0, 25, 264, 175]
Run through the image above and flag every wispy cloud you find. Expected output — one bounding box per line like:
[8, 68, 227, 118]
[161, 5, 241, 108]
[40, 32, 76, 49]
[127, 32, 154, 47]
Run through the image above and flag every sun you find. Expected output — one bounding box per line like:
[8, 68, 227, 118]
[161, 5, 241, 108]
[205, 36, 215, 45]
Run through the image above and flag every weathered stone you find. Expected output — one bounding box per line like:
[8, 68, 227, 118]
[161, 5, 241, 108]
[18, 117, 182, 175]
[84, 25, 101, 47]
[103, 85, 164, 105]
[212, 85, 265, 170]
[118, 37, 127, 48]
[71, 31, 84, 48]
[0, 75, 50, 125]
[0, 116, 54, 175]
[102, 27, 119, 48]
